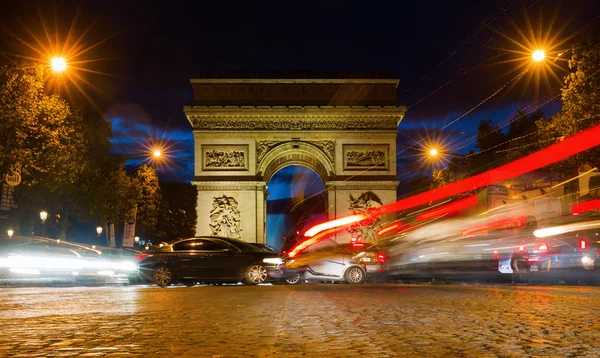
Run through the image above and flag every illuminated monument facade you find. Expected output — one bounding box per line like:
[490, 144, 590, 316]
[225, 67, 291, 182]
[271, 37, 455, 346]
[185, 76, 406, 243]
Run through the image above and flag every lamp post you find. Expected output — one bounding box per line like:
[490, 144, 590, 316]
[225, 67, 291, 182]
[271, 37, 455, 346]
[7, 229, 14, 238]
[134, 236, 140, 249]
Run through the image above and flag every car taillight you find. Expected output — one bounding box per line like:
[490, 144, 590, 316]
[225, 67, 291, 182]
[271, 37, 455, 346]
[351, 243, 365, 249]
[493, 250, 498, 261]
[518, 246, 525, 252]
[136, 253, 150, 262]
[580, 238, 587, 251]
[377, 253, 386, 263]
[538, 244, 548, 252]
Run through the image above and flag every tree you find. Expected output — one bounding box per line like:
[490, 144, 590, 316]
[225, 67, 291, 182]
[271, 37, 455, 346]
[504, 109, 545, 162]
[155, 183, 197, 242]
[83, 160, 138, 227]
[0, 56, 81, 234]
[133, 164, 161, 240]
[0, 56, 73, 183]
[536, 28, 600, 173]
[471, 119, 507, 173]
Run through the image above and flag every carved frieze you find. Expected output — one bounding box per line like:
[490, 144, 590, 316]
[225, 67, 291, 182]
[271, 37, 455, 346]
[343, 144, 389, 171]
[202, 145, 249, 171]
[189, 116, 399, 131]
[209, 195, 242, 239]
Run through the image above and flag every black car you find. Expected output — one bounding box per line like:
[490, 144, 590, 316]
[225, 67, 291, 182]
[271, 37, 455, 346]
[510, 213, 600, 284]
[250, 243, 278, 253]
[138, 236, 284, 287]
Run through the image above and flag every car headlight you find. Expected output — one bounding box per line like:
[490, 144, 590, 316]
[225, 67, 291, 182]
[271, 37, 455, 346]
[263, 257, 283, 265]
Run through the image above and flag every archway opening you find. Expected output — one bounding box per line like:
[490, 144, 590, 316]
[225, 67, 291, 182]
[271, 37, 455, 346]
[266, 165, 327, 250]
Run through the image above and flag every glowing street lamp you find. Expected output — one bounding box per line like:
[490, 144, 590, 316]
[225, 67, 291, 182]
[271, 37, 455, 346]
[153, 150, 161, 158]
[532, 50, 546, 62]
[96, 226, 103, 237]
[50, 57, 67, 72]
[7, 229, 14, 238]
[428, 147, 465, 158]
[40, 211, 48, 223]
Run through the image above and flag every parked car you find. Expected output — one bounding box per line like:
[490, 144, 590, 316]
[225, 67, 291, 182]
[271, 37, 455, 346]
[510, 212, 600, 284]
[275, 240, 387, 284]
[137, 236, 284, 287]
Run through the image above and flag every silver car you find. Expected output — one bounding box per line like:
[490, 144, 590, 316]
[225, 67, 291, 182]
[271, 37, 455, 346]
[277, 242, 386, 284]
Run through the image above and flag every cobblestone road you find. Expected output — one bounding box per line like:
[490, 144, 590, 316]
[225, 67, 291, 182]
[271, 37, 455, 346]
[1, 283, 600, 357]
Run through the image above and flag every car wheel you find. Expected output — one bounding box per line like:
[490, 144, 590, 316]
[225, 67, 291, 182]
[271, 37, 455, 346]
[153, 266, 173, 287]
[285, 273, 301, 285]
[245, 264, 268, 285]
[345, 266, 366, 284]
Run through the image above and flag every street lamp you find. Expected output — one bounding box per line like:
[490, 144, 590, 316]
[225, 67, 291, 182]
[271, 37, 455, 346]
[428, 148, 466, 158]
[532, 49, 546, 62]
[50, 57, 67, 72]
[153, 150, 161, 158]
[96, 226, 103, 237]
[7, 229, 14, 238]
[39, 211, 48, 237]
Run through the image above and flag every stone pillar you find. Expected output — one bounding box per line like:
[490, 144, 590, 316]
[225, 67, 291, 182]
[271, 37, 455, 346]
[193, 181, 266, 243]
[255, 183, 267, 244]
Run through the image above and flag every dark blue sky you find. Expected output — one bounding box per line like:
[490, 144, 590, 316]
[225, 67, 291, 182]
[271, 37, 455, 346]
[1, 0, 598, 185]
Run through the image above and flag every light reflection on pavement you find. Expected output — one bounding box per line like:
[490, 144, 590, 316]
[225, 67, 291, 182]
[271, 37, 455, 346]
[1, 284, 600, 357]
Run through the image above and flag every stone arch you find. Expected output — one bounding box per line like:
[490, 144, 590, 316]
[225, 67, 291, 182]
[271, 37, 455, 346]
[258, 141, 335, 183]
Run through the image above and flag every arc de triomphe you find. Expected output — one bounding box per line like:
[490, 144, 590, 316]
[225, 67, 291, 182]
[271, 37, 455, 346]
[185, 77, 406, 244]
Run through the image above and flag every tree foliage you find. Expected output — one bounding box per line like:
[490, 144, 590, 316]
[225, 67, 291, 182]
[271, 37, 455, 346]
[133, 164, 161, 239]
[155, 183, 197, 242]
[536, 29, 600, 172]
[0, 56, 73, 184]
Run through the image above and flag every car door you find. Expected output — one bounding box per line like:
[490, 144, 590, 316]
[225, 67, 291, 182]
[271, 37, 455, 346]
[171, 239, 214, 278]
[308, 245, 347, 277]
[193, 239, 241, 279]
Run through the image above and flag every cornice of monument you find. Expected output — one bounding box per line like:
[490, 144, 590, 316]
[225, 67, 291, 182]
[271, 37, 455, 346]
[184, 105, 405, 114]
[190, 79, 400, 85]
[185, 106, 406, 130]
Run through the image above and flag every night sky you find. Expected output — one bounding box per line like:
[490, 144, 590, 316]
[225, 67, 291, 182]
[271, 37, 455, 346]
[1, 0, 599, 245]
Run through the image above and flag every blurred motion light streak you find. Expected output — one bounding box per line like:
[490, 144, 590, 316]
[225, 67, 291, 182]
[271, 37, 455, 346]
[375, 123, 600, 218]
[303, 123, 600, 242]
[304, 214, 367, 237]
[533, 220, 600, 238]
[572, 199, 600, 215]
[416, 195, 479, 221]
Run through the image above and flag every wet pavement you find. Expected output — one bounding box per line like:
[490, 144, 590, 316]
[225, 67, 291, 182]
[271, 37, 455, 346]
[1, 283, 600, 357]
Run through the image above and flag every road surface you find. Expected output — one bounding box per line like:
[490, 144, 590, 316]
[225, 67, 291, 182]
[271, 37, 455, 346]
[1, 283, 599, 357]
